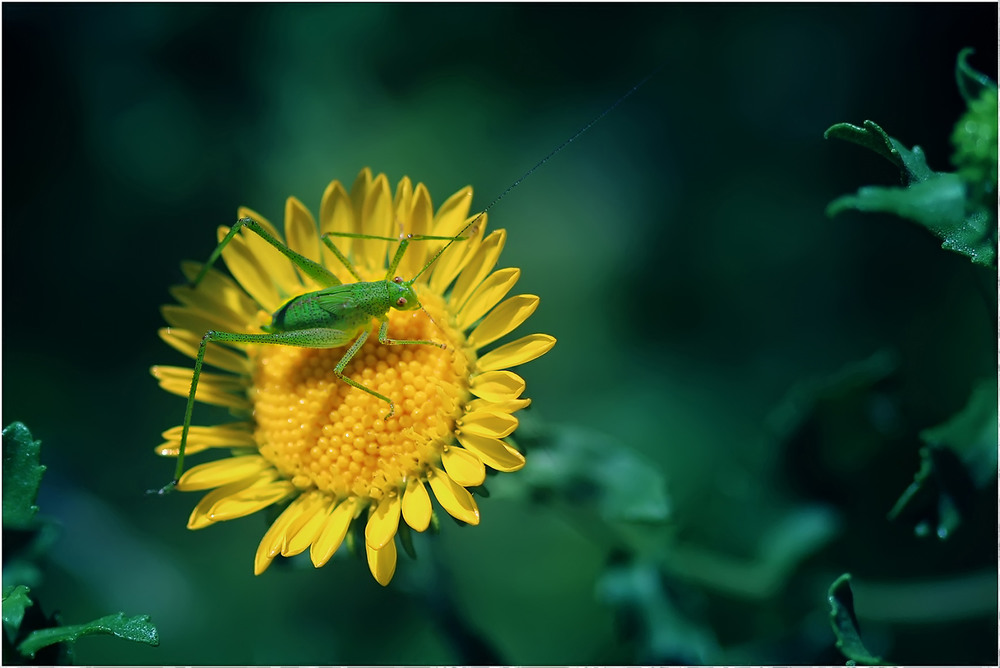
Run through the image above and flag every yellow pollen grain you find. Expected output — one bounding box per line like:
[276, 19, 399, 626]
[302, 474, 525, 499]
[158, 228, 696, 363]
[250, 298, 468, 500]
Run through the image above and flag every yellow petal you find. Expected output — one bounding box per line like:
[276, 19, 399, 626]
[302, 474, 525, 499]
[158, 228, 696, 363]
[254, 496, 304, 575]
[207, 480, 296, 522]
[397, 181, 432, 279]
[151, 365, 245, 393]
[356, 173, 394, 272]
[157, 328, 252, 374]
[434, 186, 473, 231]
[366, 537, 397, 586]
[442, 447, 486, 487]
[187, 472, 278, 529]
[178, 262, 260, 322]
[282, 492, 332, 557]
[429, 213, 484, 295]
[393, 175, 413, 215]
[469, 370, 526, 402]
[365, 492, 401, 550]
[467, 397, 531, 414]
[449, 228, 505, 311]
[349, 168, 373, 226]
[428, 467, 480, 525]
[456, 432, 526, 472]
[152, 368, 250, 411]
[161, 304, 246, 337]
[236, 207, 302, 299]
[459, 410, 518, 438]
[217, 225, 283, 313]
[310, 497, 358, 568]
[476, 333, 556, 372]
[455, 268, 520, 331]
[155, 423, 255, 457]
[284, 196, 321, 263]
[467, 294, 539, 350]
[401, 477, 432, 532]
[426, 186, 474, 293]
[176, 455, 271, 491]
[319, 179, 356, 282]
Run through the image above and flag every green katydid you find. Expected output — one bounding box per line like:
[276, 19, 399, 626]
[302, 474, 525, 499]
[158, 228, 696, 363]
[155, 216, 477, 495]
[155, 69, 657, 495]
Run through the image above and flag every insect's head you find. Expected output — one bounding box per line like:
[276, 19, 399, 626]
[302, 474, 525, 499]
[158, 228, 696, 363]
[387, 276, 421, 312]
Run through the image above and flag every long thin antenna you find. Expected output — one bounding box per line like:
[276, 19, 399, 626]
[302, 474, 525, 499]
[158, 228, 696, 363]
[478, 69, 659, 217]
[410, 68, 660, 283]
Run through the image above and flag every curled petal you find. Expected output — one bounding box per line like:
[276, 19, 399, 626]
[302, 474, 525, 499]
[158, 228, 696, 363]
[366, 538, 397, 587]
[365, 492, 401, 550]
[428, 467, 480, 525]
[442, 446, 486, 487]
[456, 432, 526, 472]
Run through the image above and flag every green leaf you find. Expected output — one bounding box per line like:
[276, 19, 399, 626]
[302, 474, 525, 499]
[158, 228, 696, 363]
[824, 120, 934, 183]
[824, 121, 905, 171]
[889, 379, 998, 538]
[828, 573, 884, 666]
[16, 612, 159, 659]
[2, 585, 33, 644]
[2, 423, 46, 529]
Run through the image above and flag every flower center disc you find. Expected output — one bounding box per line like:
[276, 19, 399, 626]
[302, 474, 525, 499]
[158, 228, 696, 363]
[249, 293, 468, 500]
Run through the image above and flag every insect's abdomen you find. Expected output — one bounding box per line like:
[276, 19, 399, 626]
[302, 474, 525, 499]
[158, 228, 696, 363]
[267, 282, 387, 334]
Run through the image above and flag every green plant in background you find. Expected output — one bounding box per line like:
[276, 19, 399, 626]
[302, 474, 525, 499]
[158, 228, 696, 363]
[2, 423, 159, 664]
[826, 49, 998, 268]
[822, 49, 997, 665]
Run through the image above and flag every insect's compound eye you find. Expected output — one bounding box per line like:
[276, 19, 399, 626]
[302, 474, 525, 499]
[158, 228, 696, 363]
[396, 297, 407, 307]
[393, 276, 403, 284]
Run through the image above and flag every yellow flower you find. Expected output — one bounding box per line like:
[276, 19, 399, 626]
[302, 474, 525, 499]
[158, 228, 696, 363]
[152, 168, 555, 585]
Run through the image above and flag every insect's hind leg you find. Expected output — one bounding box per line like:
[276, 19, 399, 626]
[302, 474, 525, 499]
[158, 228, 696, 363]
[151, 327, 358, 495]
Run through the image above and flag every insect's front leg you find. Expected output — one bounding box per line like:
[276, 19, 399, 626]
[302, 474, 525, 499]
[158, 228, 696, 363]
[194, 217, 343, 289]
[376, 318, 446, 349]
[331, 328, 397, 418]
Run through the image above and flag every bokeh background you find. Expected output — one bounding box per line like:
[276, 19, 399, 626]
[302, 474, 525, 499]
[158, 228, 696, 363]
[3, 3, 997, 665]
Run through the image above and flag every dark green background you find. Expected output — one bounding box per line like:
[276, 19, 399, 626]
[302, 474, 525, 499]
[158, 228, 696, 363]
[3, 3, 996, 664]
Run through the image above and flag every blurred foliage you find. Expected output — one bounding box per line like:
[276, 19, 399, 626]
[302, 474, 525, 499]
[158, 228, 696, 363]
[2, 4, 996, 665]
[889, 378, 998, 539]
[2, 424, 159, 663]
[826, 50, 998, 267]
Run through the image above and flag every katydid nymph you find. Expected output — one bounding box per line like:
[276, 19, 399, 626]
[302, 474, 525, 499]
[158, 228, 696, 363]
[155, 217, 476, 495]
[155, 70, 656, 495]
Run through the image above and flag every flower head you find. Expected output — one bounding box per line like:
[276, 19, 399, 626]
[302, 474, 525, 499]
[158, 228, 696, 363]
[153, 168, 555, 585]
